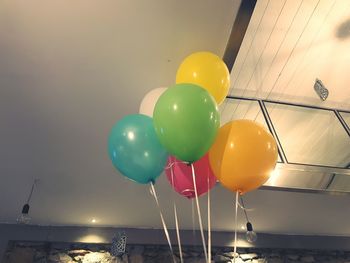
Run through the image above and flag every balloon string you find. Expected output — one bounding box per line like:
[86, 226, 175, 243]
[191, 198, 195, 243]
[149, 182, 176, 262]
[233, 191, 239, 263]
[165, 160, 188, 170]
[170, 163, 184, 263]
[191, 163, 208, 261]
[207, 173, 211, 263]
[174, 203, 183, 263]
[237, 200, 255, 212]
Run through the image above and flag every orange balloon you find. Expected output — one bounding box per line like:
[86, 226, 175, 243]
[209, 120, 278, 194]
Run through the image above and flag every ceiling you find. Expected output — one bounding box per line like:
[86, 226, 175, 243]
[221, 0, 350, 192]
[229, 0, 350, 109]
[1, 0, 350, 238]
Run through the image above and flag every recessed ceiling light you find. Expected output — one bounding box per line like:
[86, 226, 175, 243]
[91, 218, 97, 223]
[241, 225, 245, 230]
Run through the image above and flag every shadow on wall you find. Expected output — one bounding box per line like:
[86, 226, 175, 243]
[336, 18, 350, 40]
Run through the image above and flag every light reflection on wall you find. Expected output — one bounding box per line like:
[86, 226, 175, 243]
[225, 238, 253, 248]
[76, 234, 107, 243]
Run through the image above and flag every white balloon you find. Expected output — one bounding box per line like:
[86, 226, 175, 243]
[139, 87, 167, 117]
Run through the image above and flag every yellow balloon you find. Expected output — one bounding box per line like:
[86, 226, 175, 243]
[209, 120, 278, 194]
[176, 52, 230, 105]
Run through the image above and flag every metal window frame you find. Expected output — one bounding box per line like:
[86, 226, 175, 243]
[226, 96, 350, 176]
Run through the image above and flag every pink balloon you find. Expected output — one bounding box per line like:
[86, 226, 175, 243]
[165, 154, 217, 199]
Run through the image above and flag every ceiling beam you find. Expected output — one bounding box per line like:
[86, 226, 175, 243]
[223, 0, 257, 71]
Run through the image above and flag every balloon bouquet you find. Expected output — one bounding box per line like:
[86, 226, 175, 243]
[108, 51, 278, 262]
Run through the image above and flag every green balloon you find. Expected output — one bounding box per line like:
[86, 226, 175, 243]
[153, 83, 220, 162]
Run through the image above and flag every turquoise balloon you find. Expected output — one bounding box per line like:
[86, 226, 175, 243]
[108, 114, 168, 184]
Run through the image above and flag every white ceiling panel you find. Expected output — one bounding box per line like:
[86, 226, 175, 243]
[228, 0, 350, 110]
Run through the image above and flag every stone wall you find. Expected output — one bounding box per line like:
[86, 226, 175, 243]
[2, 241, 350, 263]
